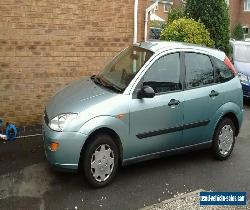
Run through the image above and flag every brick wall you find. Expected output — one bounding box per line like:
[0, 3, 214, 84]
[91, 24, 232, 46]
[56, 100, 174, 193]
[0, 0, 147, 126]
[238, 0, 250, 28]
[229, 0, 240, 28]
[152, 0, 183, 22]
[229, 0, 250, 30]
[154, 3, 168, 21]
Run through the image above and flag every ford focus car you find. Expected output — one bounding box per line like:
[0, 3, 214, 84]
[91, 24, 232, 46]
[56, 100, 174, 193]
[43, 41, 243, 187]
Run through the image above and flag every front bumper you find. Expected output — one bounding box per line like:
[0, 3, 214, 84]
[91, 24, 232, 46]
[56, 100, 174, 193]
[42, 122, 88, 171]
[241, 81, 250, 98]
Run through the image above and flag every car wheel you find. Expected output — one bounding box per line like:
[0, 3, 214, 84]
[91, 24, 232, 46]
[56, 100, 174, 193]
[82, 133, 119, 188]
[212, 118, 236, 160]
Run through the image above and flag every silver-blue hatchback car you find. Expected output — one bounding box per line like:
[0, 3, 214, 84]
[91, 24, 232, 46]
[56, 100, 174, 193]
[43, 41, 243, 187]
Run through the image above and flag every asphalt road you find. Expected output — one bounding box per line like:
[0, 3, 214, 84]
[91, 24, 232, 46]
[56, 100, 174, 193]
[0, 100, 250, 210]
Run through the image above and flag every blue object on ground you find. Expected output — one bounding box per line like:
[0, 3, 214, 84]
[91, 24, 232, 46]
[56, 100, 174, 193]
[5, 123, 17, 141]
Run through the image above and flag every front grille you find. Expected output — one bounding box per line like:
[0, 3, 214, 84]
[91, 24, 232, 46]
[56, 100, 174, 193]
[44, 110, 49, 125]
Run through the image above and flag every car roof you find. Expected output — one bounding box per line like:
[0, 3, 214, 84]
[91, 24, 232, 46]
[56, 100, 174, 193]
[137, 40, 225, 60]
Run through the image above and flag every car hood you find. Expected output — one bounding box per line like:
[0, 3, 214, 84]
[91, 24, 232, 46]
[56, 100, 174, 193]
[45, 77, 115, 118]
[234, 61, 250, 76]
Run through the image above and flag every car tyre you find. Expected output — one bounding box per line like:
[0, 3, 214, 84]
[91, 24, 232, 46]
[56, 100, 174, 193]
[212, 118, 236, 160]
[82, 133, 119, 188]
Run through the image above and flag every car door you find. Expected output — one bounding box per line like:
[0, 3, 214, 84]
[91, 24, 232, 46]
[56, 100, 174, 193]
[181, 52, 224, 147]
[129, 52, 184, 157]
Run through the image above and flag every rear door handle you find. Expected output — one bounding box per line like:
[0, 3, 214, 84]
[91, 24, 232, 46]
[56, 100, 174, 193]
[209, 90, 219, 97]
[168, 99, 180, 106]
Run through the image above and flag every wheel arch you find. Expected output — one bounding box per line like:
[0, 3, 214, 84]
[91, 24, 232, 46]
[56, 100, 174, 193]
[218, 112, 240, 137]
[79, 127, 123, 169]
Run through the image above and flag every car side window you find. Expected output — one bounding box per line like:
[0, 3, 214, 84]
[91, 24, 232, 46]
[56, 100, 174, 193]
[212, 57, 234, 83]
[143, 53, 182, 94]
[185, 53, 214, 88]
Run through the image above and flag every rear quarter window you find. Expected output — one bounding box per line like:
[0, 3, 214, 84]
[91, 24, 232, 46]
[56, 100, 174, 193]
[212, 57, 234, 83]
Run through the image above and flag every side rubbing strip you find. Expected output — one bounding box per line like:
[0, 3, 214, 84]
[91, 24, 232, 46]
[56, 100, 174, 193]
[136, 125, 183, 139]
[136, 120, 210, 139]
[183, 120, 210, 130]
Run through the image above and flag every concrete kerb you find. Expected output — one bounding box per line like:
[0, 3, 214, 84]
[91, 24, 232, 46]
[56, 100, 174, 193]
[140, 189, 204, 210]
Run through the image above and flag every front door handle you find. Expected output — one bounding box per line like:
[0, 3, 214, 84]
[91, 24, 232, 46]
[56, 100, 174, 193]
[168, 99, 180, 106]
[209, 90, 219, 97]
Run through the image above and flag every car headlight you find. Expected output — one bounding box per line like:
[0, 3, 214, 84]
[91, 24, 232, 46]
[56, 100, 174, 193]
[238, 72, 249, 82]
[49, 113, 78, 131]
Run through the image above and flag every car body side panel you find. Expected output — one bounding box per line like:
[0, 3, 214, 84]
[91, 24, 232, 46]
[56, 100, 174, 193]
[223, 77, 243, 113]
[206, 78, 243, 141]
[129, 91, 184, 157]
[78, 115, 133, 159]
[202, 101, 243, 142]
[205, 78, 244, 141]
[181, 83, 224, 146]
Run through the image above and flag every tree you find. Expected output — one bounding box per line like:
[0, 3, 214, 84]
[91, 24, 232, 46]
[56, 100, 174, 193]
[232, 23, 244, 40]
[185, 0, 230, 54]
[160, 18, 214, 47]
[167, 7, 185, 25]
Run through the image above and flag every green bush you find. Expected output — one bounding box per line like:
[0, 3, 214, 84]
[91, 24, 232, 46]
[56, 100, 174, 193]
[185, 0, 230, 54]
[160, 18, 214, 47]
[232, 23, 244, 40]
[167, 7, 185, 25]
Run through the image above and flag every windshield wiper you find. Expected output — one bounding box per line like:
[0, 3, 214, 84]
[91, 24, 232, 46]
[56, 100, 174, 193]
[91, 75, 104, 86]
[91, 75, 123, 93]
[103, 82, 123, 93]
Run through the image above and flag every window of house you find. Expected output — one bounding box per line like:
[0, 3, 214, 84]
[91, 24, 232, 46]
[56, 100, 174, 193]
[164, 4, 170, 12]
[143, 53, 182, 93]
[155, 5, 158, 11]
[244, 0, 250, 11]
[242, 26, 249, 34]
[185, 53, 214, 88]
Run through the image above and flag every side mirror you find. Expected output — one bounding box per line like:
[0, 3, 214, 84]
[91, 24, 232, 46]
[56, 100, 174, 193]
[137, 86, 155, 99]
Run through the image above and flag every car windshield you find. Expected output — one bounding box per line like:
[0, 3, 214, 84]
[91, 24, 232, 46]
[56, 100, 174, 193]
[234, 43, 250, 63]
[96, 46, 153, 92]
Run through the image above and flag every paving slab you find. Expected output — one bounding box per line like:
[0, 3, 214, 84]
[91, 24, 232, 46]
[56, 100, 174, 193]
[141, 190, 249, 210]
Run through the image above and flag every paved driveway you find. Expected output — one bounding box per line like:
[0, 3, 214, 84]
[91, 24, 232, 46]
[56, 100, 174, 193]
[0, 101, 250, 210]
